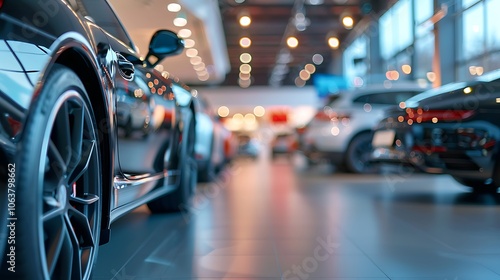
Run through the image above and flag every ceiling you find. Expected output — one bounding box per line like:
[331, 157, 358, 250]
[110, 0, 389, 87]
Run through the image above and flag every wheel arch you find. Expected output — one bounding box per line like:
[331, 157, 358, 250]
[347, 129, 373, 149]
[48, 43, 114, 244]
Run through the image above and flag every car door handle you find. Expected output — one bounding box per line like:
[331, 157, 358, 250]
[116, 52, 135, 80]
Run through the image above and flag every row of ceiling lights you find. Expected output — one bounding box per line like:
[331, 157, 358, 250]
[262, 0, 353, 86]
[167, 3, 210, 82]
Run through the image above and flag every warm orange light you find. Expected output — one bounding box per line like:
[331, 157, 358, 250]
[287, 36, 299, 48]
[239, 15, 251, 27]
[328, 37, 340, 49]
[402, 64, 412, 74]
[342, 16, 354, 29]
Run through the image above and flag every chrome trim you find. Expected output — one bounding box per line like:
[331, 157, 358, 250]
[109, 184, 177, 223]
[113, 171, 167, 189]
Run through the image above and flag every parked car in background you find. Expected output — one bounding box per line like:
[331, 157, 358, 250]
[237, 134, 261, 159]
[271, 133, 297, 158]
[0, 1, 197, 278]
[372, 71, 500, 192]
[192, 95, 234, 182]
[298, 83, 428, 173]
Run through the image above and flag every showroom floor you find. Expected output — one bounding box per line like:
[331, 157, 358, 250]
[94, 154, 500, 280]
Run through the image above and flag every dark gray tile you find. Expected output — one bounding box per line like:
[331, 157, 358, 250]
[279, 254, 387, 278]
[369, 253, 500, 279]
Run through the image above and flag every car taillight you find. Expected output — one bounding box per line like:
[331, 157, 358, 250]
[313, 111, 351, 122]
[313, 111, 331, 121]
[402, 108, 474, 123]
[0, 0, 4, 9]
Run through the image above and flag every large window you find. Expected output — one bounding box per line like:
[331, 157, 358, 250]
[486, 0, 500, 51]
[460, 3, 485, 60]
[379, 0, 413, 60]
[457, 0, 500, 80]
[343, 36, 368, 86]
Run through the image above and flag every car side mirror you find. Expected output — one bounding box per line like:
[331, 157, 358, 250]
[145, 30, 184, 67]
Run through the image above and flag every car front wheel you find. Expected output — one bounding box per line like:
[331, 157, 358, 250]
[344, 132, 378, 174]
[3, 65, 102, 279]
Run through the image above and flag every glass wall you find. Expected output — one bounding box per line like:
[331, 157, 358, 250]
[457, 0, 500, 81]
[343, 0, 500, 86]
[343, 36, 368, 86]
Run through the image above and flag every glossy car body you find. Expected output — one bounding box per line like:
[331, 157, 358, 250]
[298, 83, 427, 173]
[192, 95, 234, 182]
[0, 0, 196, 278]
[372, 72, 500, 191]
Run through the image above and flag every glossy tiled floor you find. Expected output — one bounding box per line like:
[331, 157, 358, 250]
[94, 154, 500, 280]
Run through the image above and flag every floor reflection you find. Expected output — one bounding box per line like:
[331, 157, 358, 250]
[95, 155, 500, 279]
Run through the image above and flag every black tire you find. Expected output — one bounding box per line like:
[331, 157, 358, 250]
[344, 132, 378, 174]
[1, 65, 102, 279]
[452, 176, 499, 193]
[198, 136, 215, 183]
[148, 110, 197, 212]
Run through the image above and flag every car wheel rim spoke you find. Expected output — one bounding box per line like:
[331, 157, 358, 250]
[68, 205, 95, 248]
[68, 139, 96, 185]
[45, 216, 65, 276]
[65, 214, 83, 280]
[59, 224, 74, 279]
[53, 101, 73, 165]
[69, 105, 85, 170]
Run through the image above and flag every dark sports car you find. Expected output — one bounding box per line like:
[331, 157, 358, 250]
[0, 0, 197, 279]
[372, 71, 500, 192]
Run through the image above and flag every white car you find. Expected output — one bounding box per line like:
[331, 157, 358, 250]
[299, 83, 428, 173]
[192, 95, 232, 182]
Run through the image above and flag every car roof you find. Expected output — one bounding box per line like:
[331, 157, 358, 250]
[339, 82, 428, 97]
[325, 83, 429, 105]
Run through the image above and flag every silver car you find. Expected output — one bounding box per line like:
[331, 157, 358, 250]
[298, 83, 428, 173]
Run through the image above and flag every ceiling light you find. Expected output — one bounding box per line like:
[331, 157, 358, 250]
[295, 77, 306, 87]
[240, 53, 252, 63]
[235, 0, 245, 3]
[186, 48, 198, 57]
[342, 16, 354, 29]
[239, 72, 251, 80]
[328, 36, 340, 49]
[198, 73, 210, 81]
[238, 78, 251, 88]
[312, 54, 324, 65]
[184, 39, 195, 48]
[240, 64, 252, 74]
[218, 106, 230, 118]
[305, 63, 316, 74]
[239, 37, 252, 48]
[196, 69, 208, 76]
[233, 113, 244, 120]
[239, 15, 251, 27]
[300, 69, 311, 80]
[193, 62, 205, 71]
[178, 29, 191, 38]
[287, 36, 299, 48]
[173, 14, 187, 27]
[167, 3, 181, 12]
[254, 106, 265, 117]
[190, 56, 202, 65]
